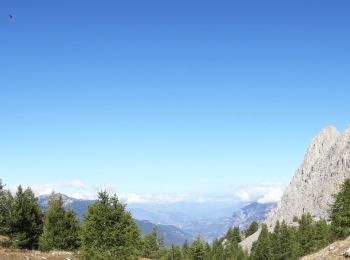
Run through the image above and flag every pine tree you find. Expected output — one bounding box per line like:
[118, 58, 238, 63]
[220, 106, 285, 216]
[0, 180, 13, 236]
[210, 239, 225, 260]
[161, 244, 184, 260]
[39, 193, 80, 251]
[245, 221, 259, 238]
[277, 222, 300, 260]
[250, 224, 272, 260]
[11, 186, 42, 249]
[313, 219, 330, 251]
[225, 227, 241, 243]
[79, 191, 141, 259]
[297, 213, 316, 255]
[141, 227, 164, 259]
[271, 220, 281, 259]
[190, 236, 206, 260]
[223, 241, 247, 260]
[182, 240, 191, 260]
[330, 178, 350, 239]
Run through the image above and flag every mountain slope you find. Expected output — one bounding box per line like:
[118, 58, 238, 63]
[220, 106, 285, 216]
[265, 125, 350, 228]
[180, 202, 275, 242]
[241, 124, 350, 253]
[135, 220, 191, 246]
[301, 236, 350, 260]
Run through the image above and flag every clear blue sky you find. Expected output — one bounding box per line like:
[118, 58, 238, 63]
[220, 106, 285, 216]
[1, 1, 350, 198]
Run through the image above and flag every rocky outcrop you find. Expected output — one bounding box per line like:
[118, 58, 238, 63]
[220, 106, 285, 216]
[240, 124, 350, 253]
[265, 125, 350, 228]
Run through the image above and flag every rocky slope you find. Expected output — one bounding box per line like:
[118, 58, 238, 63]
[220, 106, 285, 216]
[265, 125, 350, 228]
[241, 124, 350, 252]
[301, 236, 350, 260]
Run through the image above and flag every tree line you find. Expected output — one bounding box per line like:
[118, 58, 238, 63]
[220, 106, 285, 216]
[2, 177, 350, 259]
[250, 178, 350, 260]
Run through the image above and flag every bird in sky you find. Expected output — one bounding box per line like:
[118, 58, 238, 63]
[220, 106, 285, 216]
[9, 14, 13, 19]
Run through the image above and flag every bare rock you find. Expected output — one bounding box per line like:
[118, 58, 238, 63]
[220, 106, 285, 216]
[265, 125, 350, 229]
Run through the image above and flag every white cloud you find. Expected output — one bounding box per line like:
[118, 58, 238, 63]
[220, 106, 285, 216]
[25, 180, 97, 200]
[235, 182, 285, 204]
[12, 180, 285, 205]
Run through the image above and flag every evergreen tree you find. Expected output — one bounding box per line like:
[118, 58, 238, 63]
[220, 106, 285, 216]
[245, 221, 259, 238]
[182, 240, 191, 260]
[313, 219, 330, 250]
[210, 239, 225, 260]
[189, 236, 206, 260]
[79, 191, 141, 259]
[225, 227, 241, 243]
[11, 186, 42, 249]
[223, 240, 247, 260]
[297, 213, 316, 255]
[161, 244, 184, 260]
[0, 180, 13, 236]
[39, 193, 80, 251]
[277, 222, 300, 260]
[271, 221, 281, 259]
[141, 227, 164, 259]
[250, 224, 272, 260]
[330, 178, 350, 239]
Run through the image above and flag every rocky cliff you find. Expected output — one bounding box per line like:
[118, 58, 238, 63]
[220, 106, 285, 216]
[265, 124, 350, 228]
[240, 124, 350, 252]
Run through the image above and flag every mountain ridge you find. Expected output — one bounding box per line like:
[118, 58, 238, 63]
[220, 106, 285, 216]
[240, 124, 350, 253]
[265, 124, 350, 228]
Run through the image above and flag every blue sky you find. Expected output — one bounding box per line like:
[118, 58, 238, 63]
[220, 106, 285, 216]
[1, 1, 350, 202]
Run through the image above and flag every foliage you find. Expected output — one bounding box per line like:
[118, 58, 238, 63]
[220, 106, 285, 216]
[160, 244, 184, 260]
[79, 191, 141, 259]
[11, 186, 43, 249]
[250, 224, 272, 260]
[0, 180, 13, 236]
[39, 193, 80, 251]
[225, 227, 242, 243]
[141, 227, 164, 259]
[245, 221, 259, 238]
[271, 221, 300, 260]
[330, 178, 350, 239]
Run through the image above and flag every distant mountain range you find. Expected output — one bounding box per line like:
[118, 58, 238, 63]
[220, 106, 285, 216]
[37, 194, 275, 245]
[37, 194, 191, 246]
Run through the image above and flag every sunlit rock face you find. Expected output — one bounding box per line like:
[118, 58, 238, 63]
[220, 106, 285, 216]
[265, 125, 350, 228]
[241, 124, 350, 253]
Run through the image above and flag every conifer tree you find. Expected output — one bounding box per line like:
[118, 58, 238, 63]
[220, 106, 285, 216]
[161, 244, 184, 260]
[250, 224, 272, 260]
[141, 227, 164, 259]
[182, 240, 191, 260]
[245, 221, 259, 238]
[223, 241, 247, 260]
[190, 236, 206, 260]
[271, 220, 281, 259]
[39, 193, 80, 251]
[225, 227, 241, 243]
[79, 191, 141, 259]
[11, 186, 42, 249]
[313, 219, 330, 250]
[0, 180, 13, 236]
[298, 213, 316, 255]
[277, 221, 300, 260]
[330, 178, 350, 239]
[210, 239, 225, 260]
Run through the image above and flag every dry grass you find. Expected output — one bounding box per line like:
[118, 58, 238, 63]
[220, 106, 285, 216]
[0, 236, 74, 260]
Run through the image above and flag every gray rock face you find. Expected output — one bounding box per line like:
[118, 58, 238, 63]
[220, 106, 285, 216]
[241, 125, 350, 253]
[265, 125, 350, 228]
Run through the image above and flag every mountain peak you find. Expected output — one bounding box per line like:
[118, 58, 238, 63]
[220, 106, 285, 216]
[265, 124, 350, 228]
